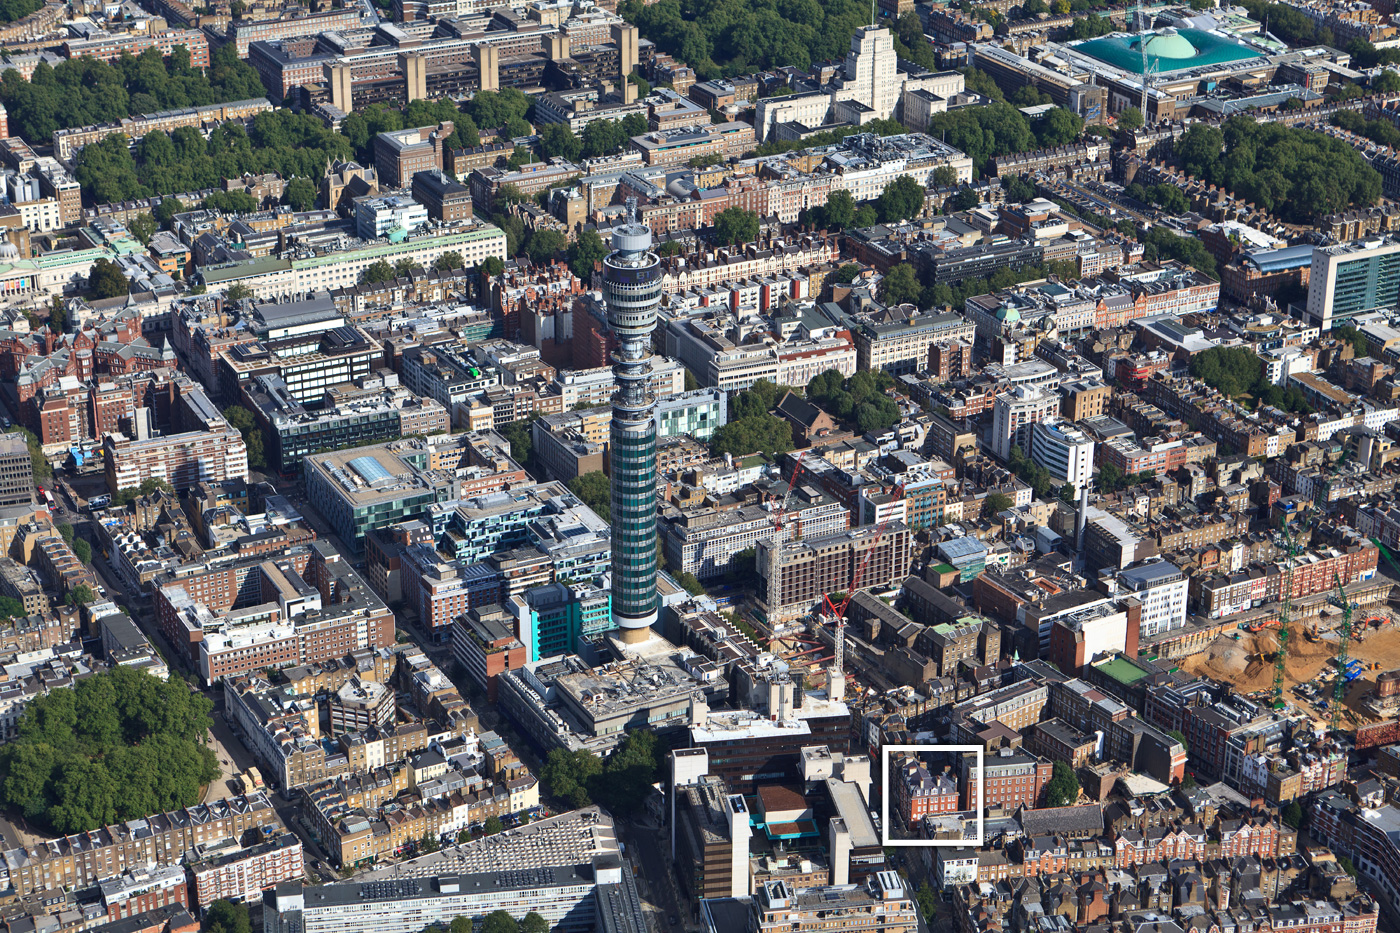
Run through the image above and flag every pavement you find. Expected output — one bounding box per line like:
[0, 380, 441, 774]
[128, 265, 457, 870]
[620, 817, 686, 933]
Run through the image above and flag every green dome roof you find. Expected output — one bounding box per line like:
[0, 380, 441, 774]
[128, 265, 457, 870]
[1072, 26, 1265, 75]
[1133, 29, 1198, 59]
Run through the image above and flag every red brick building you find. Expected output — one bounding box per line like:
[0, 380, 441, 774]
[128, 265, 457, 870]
[895, 757, 960, 826]
[98, 866, 189, 920]
[962, 751, 1052, 811]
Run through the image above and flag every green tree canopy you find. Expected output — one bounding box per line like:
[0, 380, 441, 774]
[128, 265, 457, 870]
[567, 229, 607, 278]
[0, 45, 265, 143]
[0, 666, 219, 833]
[876, 175, 926, 223]
[525, 228, 566, 263]
[1189, 345, 1263, 398]
[983, 492, 1014, 517]
[88, 258, 129, 299]
[435, 251, 464, 272]
[927, 103, 1036, 176]
[1045, 761, 1080, 807]
[205, 900, 252, 933]
[713, 206, 760, 246]
[284, 177, 317, 212]
[881, 264, 921, 306]
[567, 471, 611, 522]
[1117, 106, 1144, 130]
[1172, 117, 1381, 223]
[710, 413, 792, 458]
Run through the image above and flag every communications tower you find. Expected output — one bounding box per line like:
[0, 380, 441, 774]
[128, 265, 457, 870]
[603, 199, 663, 642]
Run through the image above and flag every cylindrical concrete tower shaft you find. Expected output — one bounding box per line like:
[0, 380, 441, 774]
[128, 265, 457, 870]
[603, 201, 662, 640]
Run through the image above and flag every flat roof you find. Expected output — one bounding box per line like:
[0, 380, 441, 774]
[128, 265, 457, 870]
[1096, 656, 1151, 686]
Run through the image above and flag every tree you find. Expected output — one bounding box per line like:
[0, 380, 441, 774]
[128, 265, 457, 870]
[204, 190, 259, 214]
[824, 189, 856, 228]
[500, 414, 541, 474]
[1189, 346, 1263, 398]
[1033, 107, 1083, 148]
[525, 228, 566, 263]
[519, 914, 548, 933]
[58, 523, 73, 545]
[567, 229, 607, 278]
[1336, 325, 1370, 357]
[483, 815, 504, 835]
[678, 572, 704, 595]
[435, 251, 464, 272]
[361, 260, 395, 285]
[540, 747, 602, 808]
[983, 492, 1014, 517]
[284, 177, 317, 212]
[88, 258, 129, 299]
[129, 213, 157, 245]
[933, 166, 958, 188]
[713, 206, 760, 247]
[479, 912, 518, 933]
[450, 917, 473, 933]
[1117, 106, 1144, 130]
[1168, 730, 1188, 753]
[222, 405, 266, 470]
[853, 205, 877, 227]
[478, 256, 505, 278]
[915, 882, 938, 921]
[881, 264, 921, 306]
[205, 900, 251, 933]
[73, 538, 91, 565]
[0, 596, 22, 619]
[1337, 855, 1357, 877]
[831, 263, 862, 285]
[1281, 800, 1303, 828]
[710, 413, 792, 458]
[538, 122, 583, 161]
[567, 471, 611, 522]
[876, 175, 926, 223]
[1045, 761, 1080, 807]
[66, 584, 95, 606]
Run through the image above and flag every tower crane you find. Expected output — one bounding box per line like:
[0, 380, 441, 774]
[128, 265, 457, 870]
[1249, 516, 1306, 709]
[1329, 571, 1354, 734]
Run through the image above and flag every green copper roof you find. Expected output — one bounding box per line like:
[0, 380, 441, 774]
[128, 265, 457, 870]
[1073, 27, 1265, 75]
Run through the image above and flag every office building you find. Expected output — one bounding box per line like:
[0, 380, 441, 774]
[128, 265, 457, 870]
[758, 523, 910, 621]
[1028, 421, 1093, 493]
[245, 373, 450, 472]
[411, 169, 473, 223]
[508, 580, 612, 661]
[303, 441, 457, 551]
[991, 385, 1061, 461]
[451, 608, 526, 702]
[1114, 561, 1188, 639]
[0, 433, 33, 506]
[1306, 238, 1400, 331]
[373, 123, 454, 188]
[499, 653, 725, 756]
[354, 194, 429, 240]
[603, 202, 663, 642]
[264, 859, 644, 933]
[748, 873, 917, 933]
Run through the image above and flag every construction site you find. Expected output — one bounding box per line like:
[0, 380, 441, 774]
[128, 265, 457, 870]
[1182, 612, 1400, 728]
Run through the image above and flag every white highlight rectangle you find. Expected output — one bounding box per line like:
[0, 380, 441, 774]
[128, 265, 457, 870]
[880, 743, 984, 847]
